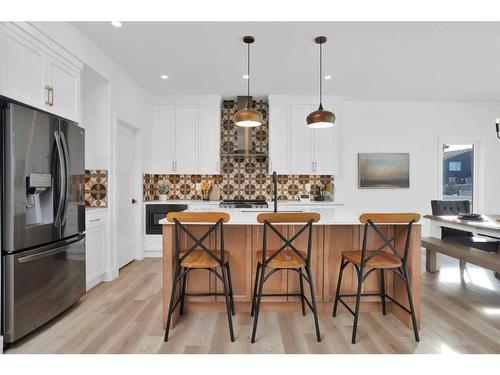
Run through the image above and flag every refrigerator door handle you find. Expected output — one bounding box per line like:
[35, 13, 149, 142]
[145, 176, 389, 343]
[17, 235, 85, 263]
[53, 130, 66, 227]
[59, 129, 71, 226]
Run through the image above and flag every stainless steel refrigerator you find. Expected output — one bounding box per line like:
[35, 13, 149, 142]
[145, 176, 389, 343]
[1, 101, 86, 344]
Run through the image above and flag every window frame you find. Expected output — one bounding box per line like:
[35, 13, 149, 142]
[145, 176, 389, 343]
[438, 136, 480, 212]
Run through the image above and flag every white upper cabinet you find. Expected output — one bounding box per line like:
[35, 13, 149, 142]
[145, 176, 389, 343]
[175, 105, 198, 174]
[151, 105, 175, 173]
[269, 95, 338, 175]
[0, 27, 46, 109]
[150, 96, 221, 174]
[198, 104, 221, 174]
[0, 23, 82, 122]
[47, 57, 80, 121]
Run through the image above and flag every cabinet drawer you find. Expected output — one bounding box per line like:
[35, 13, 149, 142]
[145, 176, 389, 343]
[86, 211, 107, 229]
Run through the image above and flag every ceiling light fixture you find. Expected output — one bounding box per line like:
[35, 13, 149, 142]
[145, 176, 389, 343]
[233, 36, 263, 128]
[161, 75, 168, 80]
[307, 36, 335, 129]
[242, 75, 250, 79]
[324, 75, 332, 80]
[111, 21, 122, 28]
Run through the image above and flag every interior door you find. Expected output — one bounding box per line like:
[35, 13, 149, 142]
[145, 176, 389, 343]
[116, 122, 137, 269]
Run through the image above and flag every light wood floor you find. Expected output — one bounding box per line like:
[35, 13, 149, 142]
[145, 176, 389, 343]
[6, 253, 500, 354]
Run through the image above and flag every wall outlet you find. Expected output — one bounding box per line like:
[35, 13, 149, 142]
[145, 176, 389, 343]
[195, 183, 202, 191]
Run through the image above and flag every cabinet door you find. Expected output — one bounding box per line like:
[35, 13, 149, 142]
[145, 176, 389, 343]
[198, 104, 220, 174]
[0, 27, 46, 109]
[85, 225, 105, 289]
[47, 57, 80, 121]
[174, 105, 198, 174]
[314, 126, 336, 175]
[151, 105, 175, 173]
[289, 105, 315, 175]
[268, 104, 290, 174]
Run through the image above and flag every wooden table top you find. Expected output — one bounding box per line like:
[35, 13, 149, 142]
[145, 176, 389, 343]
[424, 214, 500, 233]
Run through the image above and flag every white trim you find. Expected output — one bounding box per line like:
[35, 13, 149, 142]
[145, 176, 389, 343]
[4, 22, 83, 70]
[437, 135, 480, 211]
[144, 250, 163, 258]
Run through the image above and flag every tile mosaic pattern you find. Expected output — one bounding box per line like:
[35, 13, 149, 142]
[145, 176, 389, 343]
[143, 99, 333, 202]
[85, 169, 108, 207]
[143, 173, 332, 201]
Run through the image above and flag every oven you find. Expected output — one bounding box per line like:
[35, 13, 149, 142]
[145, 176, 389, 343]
[145, 204, 188, 234]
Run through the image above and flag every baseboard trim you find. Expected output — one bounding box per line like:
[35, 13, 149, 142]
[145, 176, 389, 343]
[144, 250, 162, 258]
[86, 274, 104, 291]
[103, 269, 119, 282]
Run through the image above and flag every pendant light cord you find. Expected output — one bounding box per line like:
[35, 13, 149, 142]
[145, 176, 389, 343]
[319, 42, 323, 109]
[247, 42, 251, 106]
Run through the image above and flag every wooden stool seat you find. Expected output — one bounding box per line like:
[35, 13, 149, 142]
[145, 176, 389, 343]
[180, 250, 231, 269]
[342, 250, 402, 269]
[256, 250, 306, 269]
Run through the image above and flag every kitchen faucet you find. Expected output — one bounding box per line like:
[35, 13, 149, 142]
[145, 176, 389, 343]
[272, 171, 278, 213]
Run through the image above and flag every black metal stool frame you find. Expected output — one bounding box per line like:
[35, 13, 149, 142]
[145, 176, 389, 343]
[332, 218, 420, 344]
[164, 218, 235, 342]
[251, 219, 321, 343]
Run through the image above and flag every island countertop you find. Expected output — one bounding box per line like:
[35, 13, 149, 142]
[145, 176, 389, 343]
[158, 207, 419, 226]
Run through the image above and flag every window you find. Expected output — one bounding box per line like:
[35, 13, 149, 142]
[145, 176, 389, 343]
[442, 144, 474, 209]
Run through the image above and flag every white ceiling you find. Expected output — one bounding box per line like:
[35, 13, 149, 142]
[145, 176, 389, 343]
[72, 22, 500, 101]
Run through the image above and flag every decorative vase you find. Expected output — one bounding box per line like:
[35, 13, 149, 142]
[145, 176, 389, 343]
[158, 194, 169, 201]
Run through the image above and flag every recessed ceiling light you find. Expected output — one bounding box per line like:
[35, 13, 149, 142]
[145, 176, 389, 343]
[111, 21, 122, 28]
[160, 75, 168, 80]
[324, 75, 332, 80]
[242, 75, 250, 79]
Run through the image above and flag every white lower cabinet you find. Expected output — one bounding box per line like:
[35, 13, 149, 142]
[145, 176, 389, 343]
[85, 210, 107, 291]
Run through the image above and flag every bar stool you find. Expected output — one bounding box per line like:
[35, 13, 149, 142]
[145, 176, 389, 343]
[332, 213, 420, 344]
[163, 212, 235, 342]
[251, 212, 321, 343]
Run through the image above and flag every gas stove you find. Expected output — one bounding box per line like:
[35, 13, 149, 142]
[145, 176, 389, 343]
[219, 199, 268, 209]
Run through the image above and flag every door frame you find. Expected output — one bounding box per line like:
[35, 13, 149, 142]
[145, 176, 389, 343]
[110, 112, 144, 274]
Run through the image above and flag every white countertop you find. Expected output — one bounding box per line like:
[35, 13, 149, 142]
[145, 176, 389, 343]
[86, 207, 108, 214]
[159, 207, 384, 225]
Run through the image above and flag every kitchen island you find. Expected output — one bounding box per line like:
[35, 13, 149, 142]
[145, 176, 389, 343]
[161, 208, 421, 330]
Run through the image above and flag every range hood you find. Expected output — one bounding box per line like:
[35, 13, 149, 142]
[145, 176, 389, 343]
[221, 96, 267, 158]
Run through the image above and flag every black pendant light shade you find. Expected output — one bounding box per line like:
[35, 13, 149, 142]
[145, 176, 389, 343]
[307, 36, 335, 129]
[234, 36, 263, 127]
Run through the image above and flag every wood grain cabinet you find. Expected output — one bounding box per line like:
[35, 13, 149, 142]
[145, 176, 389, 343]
[269, 95, 337, 175]
[150, 96, 221, 174]
[0, 23, 81, 122]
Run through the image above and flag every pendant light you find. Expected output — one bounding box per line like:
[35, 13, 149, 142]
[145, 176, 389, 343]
[234, 36, 263, 127]
[307, 36, 335, 128]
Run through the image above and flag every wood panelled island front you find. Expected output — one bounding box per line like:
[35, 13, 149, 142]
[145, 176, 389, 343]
[162, 213, 421, 331]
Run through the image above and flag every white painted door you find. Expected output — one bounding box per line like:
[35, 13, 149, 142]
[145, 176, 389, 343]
[175, 105, 198, 174]
[0, 27, 46, 109]
[198, 104, 220, 174]
[269, 104, 291, 174]
[116, 123, 137, 269]
[151, 104, 175, 173]
[289, 105, 315, 175]
[47, 57, 80, 121]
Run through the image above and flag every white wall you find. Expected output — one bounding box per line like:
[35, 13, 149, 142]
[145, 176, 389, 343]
[334, 101, 500, 234]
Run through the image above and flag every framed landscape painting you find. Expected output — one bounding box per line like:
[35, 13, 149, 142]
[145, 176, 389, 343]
[358, 153, 410, 188]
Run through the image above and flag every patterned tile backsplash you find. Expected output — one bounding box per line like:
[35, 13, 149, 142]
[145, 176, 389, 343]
[85, 169, 108, 207]
[143, 99, 333, 202]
